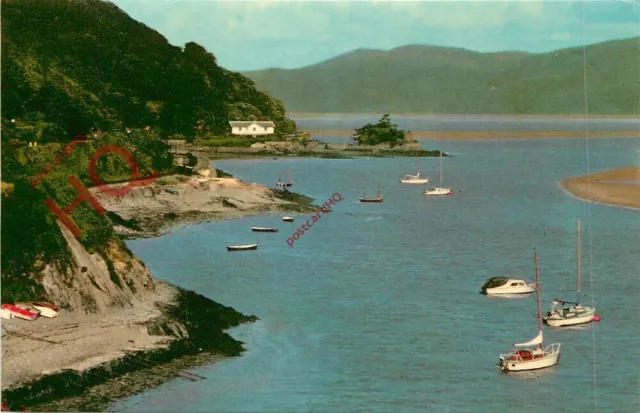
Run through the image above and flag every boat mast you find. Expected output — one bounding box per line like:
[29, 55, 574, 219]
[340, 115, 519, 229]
[287, 169, 291, 184]
[439, 151, 443, 186]
[378, 184, 382, 199]
[534, 248, 543, 348]
[577, 218, 581, 304]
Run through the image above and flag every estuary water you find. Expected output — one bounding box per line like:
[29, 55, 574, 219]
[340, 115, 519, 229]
[113, 136, 639, 413]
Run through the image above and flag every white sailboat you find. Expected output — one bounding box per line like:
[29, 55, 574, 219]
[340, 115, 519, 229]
[498, 249, 561, 373]
[400, 151, 428, 184]
[424, 152, 453, 196]
[544, 218, 598, 327]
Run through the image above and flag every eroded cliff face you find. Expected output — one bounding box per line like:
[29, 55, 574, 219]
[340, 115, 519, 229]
[39, 222, 157, 313]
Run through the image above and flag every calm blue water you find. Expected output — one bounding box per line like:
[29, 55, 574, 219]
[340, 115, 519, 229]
[292, 114, 640, 132]
[112, 137, 639, 413]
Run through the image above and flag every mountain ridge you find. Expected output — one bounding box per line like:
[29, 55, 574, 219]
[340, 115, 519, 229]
[243, 37, 640, 115]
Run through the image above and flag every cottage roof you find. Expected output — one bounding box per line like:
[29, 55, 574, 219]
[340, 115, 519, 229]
[229, 121, 275, 128]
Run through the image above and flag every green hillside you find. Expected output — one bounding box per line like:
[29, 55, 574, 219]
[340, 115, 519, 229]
[0, 0, 295, 303]
[243, 38, 640, 114]
[1, 0, 295, 143]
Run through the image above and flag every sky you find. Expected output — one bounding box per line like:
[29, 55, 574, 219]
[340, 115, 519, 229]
[111, 0, 640, 72]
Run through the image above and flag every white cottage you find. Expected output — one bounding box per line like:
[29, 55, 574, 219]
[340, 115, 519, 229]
[229, 121, 275, 137]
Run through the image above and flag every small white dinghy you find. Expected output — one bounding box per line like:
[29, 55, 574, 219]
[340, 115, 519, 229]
[251, 227, 278, 233]
[1, 308, 14, 320]
[282, 217, 295, 223]
[32, 302, 60, 318]
[226, 244, 258, 252]
[481, 278, 535, 295]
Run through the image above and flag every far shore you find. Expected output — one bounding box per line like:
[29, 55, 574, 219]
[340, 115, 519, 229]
[561, 166, 640, 210]
[290, 112, 640, 119]
[303, 129, 640, 140]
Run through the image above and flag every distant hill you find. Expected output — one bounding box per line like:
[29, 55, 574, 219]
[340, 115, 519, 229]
[1, 0, 295, 143]
[243, 38, 640, 115]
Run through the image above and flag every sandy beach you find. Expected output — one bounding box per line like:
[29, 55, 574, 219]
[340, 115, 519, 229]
[561, 166, 640, 209]
[1, 282, 176, 390]
[303, 129, 640, 140]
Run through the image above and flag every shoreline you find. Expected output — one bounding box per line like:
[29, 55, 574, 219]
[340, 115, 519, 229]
[1, 173, 316, 411]
[303, 129, 640, 140]
[560, 166, 640, 210]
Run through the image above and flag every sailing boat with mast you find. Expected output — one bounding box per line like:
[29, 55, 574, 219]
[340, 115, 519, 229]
[359, 184, 383, 203]
[276, 170, 292, 187]
[400, 150, 429, 184]
[498, 249, 561, 373]
[544, 218, 598, 327]
[424, 152, 453, 196]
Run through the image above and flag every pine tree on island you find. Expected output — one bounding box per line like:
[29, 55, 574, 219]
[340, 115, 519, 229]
[352, 114, 406, 147]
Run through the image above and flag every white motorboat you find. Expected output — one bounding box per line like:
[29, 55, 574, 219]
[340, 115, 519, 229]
[424, 152, 453, 196]
[482, 278, 535, 295]
[544, 218, 598, 327]
[498, 249, 561, 373]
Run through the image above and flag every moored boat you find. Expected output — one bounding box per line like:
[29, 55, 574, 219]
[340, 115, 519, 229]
[400, 173, 429, 184]
[424, 152, 453, 196]
[481, 277, 535, 295]
[276, 170, 293, 187]
[544, 218, 597, 327]
[226, 244, 258, 252]
[360, 184, 384, 203]
[498, 249, 561, 373]
[32, 301, 60, 318]
[2, 304, 39, 321]
[251, 227, 279, 233]
[282, 216, 295, 222]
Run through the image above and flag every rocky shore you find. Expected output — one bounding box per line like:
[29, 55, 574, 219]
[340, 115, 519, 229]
[1, 173, 316, 411]
[91, 174, 317, 238]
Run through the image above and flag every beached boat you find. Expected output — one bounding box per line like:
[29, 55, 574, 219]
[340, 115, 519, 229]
[481, 277, 535, 295]
[360, 184, 384, 203]
[251, 227, 279, 233]
[2, 304, 39, 321]
[544, 218, 597, 327]
[282, 216, 295, 222]
[32, 301, 60, 318]
[276, 170, 293, 187]
[424, 152, 453, 196]
[1, 308, 13, 320]
[498, 250, 561, 373]
[226, 244, 258, 252]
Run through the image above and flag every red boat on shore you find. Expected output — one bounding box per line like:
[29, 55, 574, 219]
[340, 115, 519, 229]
[1, 304, 39, 321]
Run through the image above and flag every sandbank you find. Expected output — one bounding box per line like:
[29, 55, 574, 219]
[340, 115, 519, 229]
[561, 166, 640, 209]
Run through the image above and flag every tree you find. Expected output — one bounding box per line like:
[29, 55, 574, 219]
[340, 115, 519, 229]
[353, 114, 405, 147]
